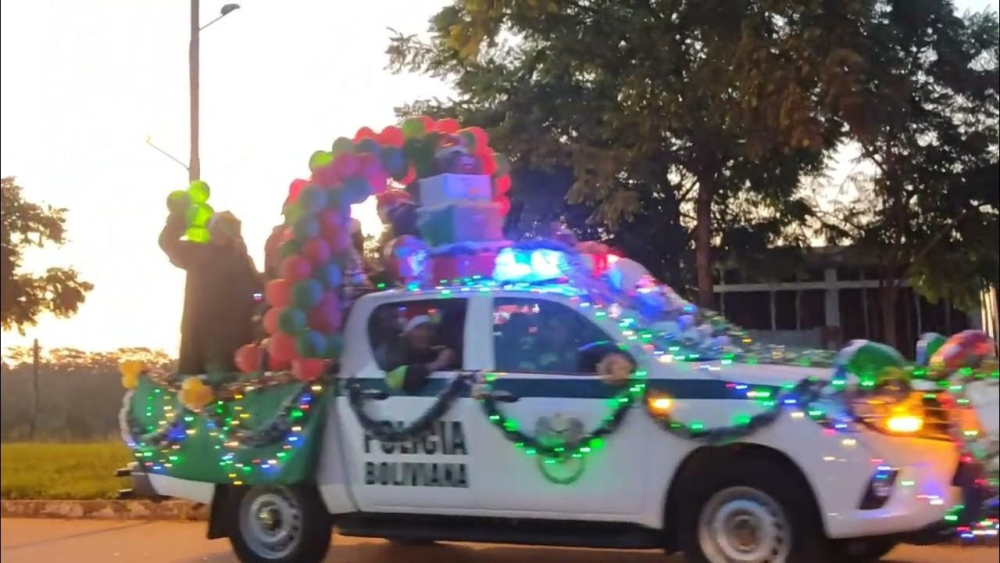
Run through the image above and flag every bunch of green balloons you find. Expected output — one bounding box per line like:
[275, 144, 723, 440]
[166, 181, 214, 243]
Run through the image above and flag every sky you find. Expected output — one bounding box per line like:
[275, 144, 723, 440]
[1, 0, 995, 354]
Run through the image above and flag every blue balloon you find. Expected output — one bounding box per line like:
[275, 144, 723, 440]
[293, 217, 321, 241]
[298, 185, 328, 213]
[379, 147, 406, 177]
[317, 263, 343, 289]
[356, 138, 381, 156]
[342, 177, 372, 205]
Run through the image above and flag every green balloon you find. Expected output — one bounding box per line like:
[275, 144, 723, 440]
[188, 180, 210, 205]
[331, 137, 354, 157]
[292, 279, 323, 309]
[284, 202, 304, 226]
[186, 203, 214, 228]
[279, 239, 301, 258]
[166, 190, 190, 215]
[325, 333, 345, 360]
[459, 130, 478, 151]
[185, 226, 210, 243]
[277, 307, 307, 334]
[843, 342, 904, 379]
[295, 330, 327, 358]
[309, 150, 333, 171]
[401, 117, 426, 139]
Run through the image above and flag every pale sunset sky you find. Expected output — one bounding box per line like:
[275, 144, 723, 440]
[1, 0, 994, 354]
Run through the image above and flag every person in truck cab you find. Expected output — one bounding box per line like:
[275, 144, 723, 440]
[160, 211, 262, 375]
[385, 315, 457, 393]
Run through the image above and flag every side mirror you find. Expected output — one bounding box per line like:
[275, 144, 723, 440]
[577, 341, 636, 373]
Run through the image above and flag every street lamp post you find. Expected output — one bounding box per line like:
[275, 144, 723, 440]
[188, 1, 240, 183]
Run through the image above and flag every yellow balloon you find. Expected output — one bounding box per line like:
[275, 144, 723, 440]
[119, 360, 145, 389]
[179, 377, 215, 411]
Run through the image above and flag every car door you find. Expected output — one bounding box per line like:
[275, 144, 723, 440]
[469, 293, 649, 518]
[335, 292, 481, 512]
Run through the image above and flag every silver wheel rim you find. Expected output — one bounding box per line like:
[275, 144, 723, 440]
[698, 486, 791, 563]
[239, 488, 302, 560]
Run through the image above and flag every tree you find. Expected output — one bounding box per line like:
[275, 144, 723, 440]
[388, 0, 870, 307]
[1, 177, 94, 334]
[818, 3, 999, 347]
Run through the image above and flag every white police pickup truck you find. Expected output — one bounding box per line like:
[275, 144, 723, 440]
[124, 268, 999, 563]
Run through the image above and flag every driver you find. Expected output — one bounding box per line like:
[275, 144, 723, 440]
[385, 316, 457, 394]
[535, 312, 580, 372]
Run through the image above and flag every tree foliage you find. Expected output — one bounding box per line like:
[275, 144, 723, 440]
[817, 3, 999, 345]
[1, 177, 94, 335]
[387, 0, 879, 306]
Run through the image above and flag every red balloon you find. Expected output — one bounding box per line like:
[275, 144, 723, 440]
[234, 344, 263, 373]
[378, 126, 404, 148]
[280, 256, 313, 281]
[308, 292, 342, 333]
[494, 195, 511, 216]
[292, 358, 328, 382]
[418, 116, 436, 132]
[317, 208, 344, 238]
[333, 152, 361, 179]
[494, 174, 511, 195]
[354, 126, 377, 142]
[287, 179, 309, 203]
[434, 118, 461, 134]
[480, 152, 497, 176]
[301, 238, 332, 266]
[263, 344, 291, 372]
[312, 163, 341, 187]
[264, 279, 291, 308]
[262, 307, 283, 334]
[267, 333, 298, 363]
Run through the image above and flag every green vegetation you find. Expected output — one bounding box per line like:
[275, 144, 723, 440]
[0, 442, 132, 500]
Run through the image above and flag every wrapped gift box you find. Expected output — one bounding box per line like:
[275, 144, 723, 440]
[429, 251, 499, 282]
[417, 202, 504, 246]
[418, 174, 492, 209]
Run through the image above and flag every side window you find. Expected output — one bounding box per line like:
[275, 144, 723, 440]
[367, 299, 468, 372]
[492, 297, 618, 375]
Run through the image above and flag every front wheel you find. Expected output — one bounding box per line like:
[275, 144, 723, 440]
[678, 456, 831, 563]
[229, 485, 332, 563]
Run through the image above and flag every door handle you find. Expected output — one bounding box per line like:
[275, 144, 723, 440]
[359, 389, 390, 401]
[491, 390, 520, 403]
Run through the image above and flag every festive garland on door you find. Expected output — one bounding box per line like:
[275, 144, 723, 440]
[643, 377, 835, 443]
[476, 372, 646, 461]
[346, 372, 473, 443]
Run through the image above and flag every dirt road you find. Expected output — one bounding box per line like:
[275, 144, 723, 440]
[1, 518, 996, 563]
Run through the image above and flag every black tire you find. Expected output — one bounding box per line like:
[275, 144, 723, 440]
[228, 485, 332, 563]
[830, 537, 898, 562]
[678, 455, 831, 563]
[387, 539, 437, 546]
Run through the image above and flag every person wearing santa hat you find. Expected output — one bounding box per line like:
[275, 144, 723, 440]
[385, 315, 456, 394]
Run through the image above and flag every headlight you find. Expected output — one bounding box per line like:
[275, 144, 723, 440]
[852, 394, 929, 436]
[885, 414, 924, 434]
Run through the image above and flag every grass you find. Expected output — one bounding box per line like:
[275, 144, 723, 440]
[0, 442, 133, 500]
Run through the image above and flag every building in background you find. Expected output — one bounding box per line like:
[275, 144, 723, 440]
[714, 247, 983, 355]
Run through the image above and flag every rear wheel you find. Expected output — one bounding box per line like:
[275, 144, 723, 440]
[678, 456, 831, 563]
[229, 485, 332, 563]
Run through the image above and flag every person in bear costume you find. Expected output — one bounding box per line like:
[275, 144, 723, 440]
[159, 211, 262, 375]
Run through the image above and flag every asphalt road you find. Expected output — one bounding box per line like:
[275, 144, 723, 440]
[1, 518, 997, 563]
